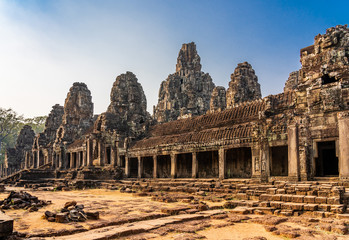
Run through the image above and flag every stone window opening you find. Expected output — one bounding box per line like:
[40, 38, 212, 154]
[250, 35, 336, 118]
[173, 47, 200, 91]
[321, 74, 337, 85]
[270, 146, 288, 176]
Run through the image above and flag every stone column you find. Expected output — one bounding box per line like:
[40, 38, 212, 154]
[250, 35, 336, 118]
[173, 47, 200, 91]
[82, 150, 87, 167]
[87, 139, 93, 167]
[37, 150, 41, 168]
[259, 141, 270, 181]
[338, 112, 349, 179]
[170, 154, 177, 178]
[58, 152, 63, 169]
[218, 148, 225, 179]
[251, 145, 260, 178]
[288, 125, 300, 181]
[69, 152, 74, 169]
[111, 144, 117, 167]
[76, 152, 81, 168]
[192, 152, 198, 178]
[153, 155, 158, 178]
[99, 142, 105, 166]
[138, 156, 143, 178]
[125, 156, 130, 177]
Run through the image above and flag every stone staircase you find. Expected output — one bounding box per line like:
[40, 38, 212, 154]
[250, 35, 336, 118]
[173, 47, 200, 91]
[111, 178, 349, 218]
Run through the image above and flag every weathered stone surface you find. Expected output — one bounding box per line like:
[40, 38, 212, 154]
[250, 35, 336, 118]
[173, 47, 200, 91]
[284, 71, 300, 92]
[226, 62, 261, 108]
[94, 72, 150, 139]
[210, 86, 226, 113]
[154, 42, 215, 123]
[55, 82, 93, 144]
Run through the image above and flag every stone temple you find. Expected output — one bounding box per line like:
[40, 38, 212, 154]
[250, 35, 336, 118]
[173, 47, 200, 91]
[1, 25, 349, 191]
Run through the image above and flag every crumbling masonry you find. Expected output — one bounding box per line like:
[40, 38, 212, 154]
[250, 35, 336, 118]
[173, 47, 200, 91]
[1, 25, 349, 184]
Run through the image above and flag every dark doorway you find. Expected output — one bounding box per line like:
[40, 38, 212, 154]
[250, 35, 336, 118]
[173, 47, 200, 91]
[119, 155, 125, 167]
[129, 157, 138, 178]
[197, 151, 219, 178]
[316, 141, 338, 176]
[66, 153, 71, 169]
[106, 147, 111, 165]
[226, 147, 252, 178]
[157, 155, 171, 178]
[177, 153, 192, 178]
[270, 146, 288, 176]
[142, 156, 154, 178]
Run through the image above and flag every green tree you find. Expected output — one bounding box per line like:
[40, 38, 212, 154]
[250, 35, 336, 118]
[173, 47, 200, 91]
[0, 108, 46, 163]
[0, 108, 23, 162]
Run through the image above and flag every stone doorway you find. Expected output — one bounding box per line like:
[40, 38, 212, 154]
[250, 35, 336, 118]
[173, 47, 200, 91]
[142, 156, 154, 178]
[177, 153, 192, 178]
[129, 157, 138, 178]
[270, 146, 288, 176]
[157, 155, 171, 178]
[106, 147, 111, 165]
[197, 151, 219, 178]
[119, 155, 125, 168]
[225, 147, 252, 178]
[315, 141, 338, 176]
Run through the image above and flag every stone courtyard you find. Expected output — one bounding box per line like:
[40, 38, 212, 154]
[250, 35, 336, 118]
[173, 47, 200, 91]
[1, 25, 349, 239]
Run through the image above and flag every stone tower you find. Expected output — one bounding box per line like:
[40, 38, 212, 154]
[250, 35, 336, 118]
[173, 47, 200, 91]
[94, 71, 150, 139]
[226, 62, 261, 108]
[210, 86, 226, 112]
[153, 42, 215, 123]
[55, 82, 94, 144]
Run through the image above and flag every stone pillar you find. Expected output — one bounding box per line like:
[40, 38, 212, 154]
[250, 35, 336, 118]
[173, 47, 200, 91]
[259, 141, 270, 181]
[153, 155, 158, 178]
[288, 125, 300, 181]
[138, 156, 143, 178]
[36, 150, 41, 168]
[87, 139, 93, 167]
[82, 150, 86, 167]
[125, 156, 130, 177]
[76, 152, 81, 168]
[171, 154, 177, 178]
[192, 152, 198, 178]
[338, 112, 349, 179]
[111, 144, 117, 167]
[70, 152, 74, 169]
[99, 142, 105, 166]
[218, 148, 225, 179]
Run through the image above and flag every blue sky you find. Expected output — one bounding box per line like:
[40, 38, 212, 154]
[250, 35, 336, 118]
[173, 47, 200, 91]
[0, 0, 348, 117]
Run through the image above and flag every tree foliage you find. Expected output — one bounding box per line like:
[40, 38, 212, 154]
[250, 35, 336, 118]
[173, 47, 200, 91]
[0, 108, 46, 163]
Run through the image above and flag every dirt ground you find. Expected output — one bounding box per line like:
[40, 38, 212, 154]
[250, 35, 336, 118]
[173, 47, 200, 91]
[1, 187, 348, 240]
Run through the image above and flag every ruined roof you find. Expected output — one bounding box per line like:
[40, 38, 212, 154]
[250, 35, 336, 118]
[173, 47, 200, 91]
[151, 99, 265, 137]
[132, 123, 254, 150]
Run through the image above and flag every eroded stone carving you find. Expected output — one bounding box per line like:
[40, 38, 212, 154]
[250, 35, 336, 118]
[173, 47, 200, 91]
[226, 62, 261, 108]
[210, 86, 226, 112]
[55, 82, 93, 144]
[154, 42, 215, 123]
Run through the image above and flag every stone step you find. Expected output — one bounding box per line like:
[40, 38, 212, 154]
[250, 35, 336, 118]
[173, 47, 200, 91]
[38, 210, 225, 240]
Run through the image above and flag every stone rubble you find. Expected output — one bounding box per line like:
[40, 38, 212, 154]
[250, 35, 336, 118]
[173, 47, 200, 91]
[0, 191, 50, 212]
